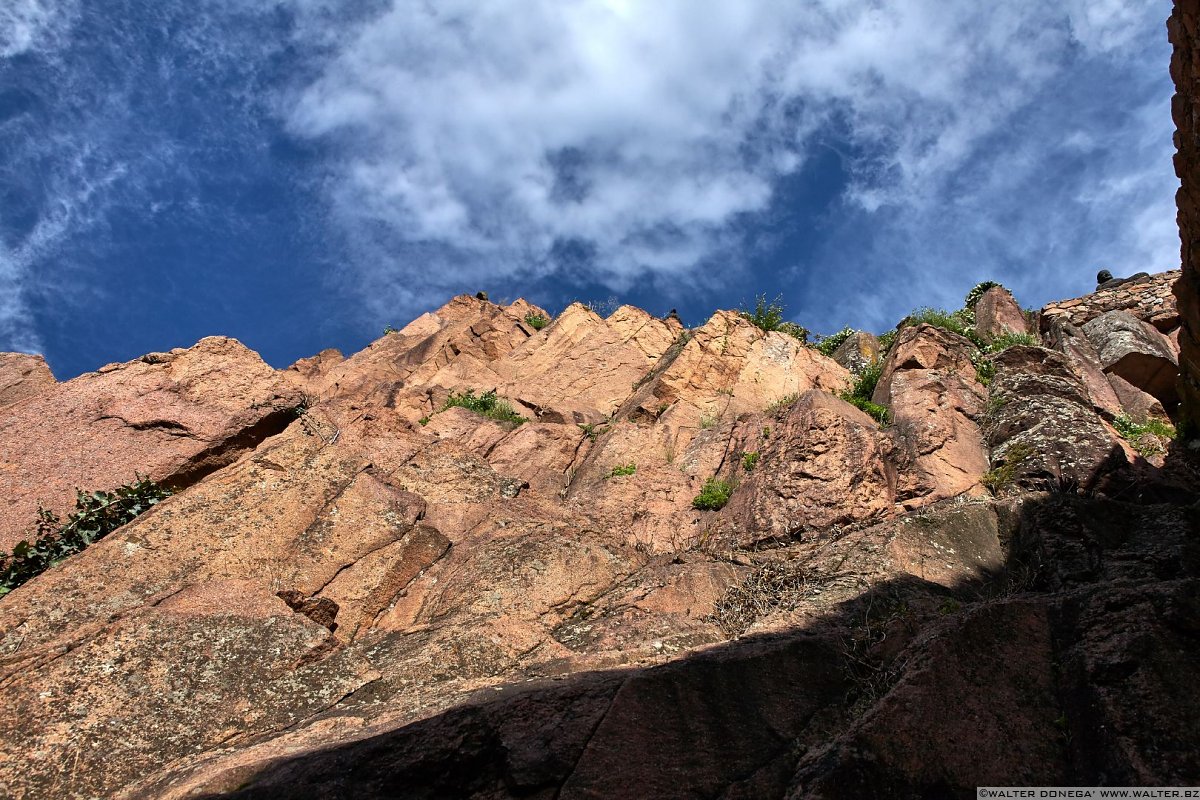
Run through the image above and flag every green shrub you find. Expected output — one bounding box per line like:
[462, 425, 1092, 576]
[963, 281, 1002, 313]
[383, 325, 399, 335]
[418, 416, 431, 426]
[984, 332, 1038, 353]
[1113, 414, 1176, 457]
[902, 306, 987, 349]
[0, 476, 171, 596]
[441, 389, 525, 425]
[605, 463, 637, 479]
[842, 394, 891, 425]
[739, 295, 809, 342]
[876, 329, 897, 357]
[972, 352, 996, 386]
[699, 415, 718, 430]
[524, 313, 549, 331]
[692, 477, 734, 511]
[816, 327, 855, 357]
[742, 451, 760, 472]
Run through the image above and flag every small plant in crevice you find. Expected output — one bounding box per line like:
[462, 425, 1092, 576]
[1113, 414, 1176, 457]
[0, 476, 172, 597]
[440, 389, 526, 426]
[742, 451, 760, 472]
[692, 477, 734, 511]
[605, 463, 637, 479]
[417, 416, 431, 426]
[699, 415, 718, 430]
[524, 312, 549, 331]
[766, 393, 800, 417]
[383, 325, 399, 335]
[579, 422, 610, 441]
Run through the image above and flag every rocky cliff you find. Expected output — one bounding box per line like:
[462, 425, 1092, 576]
[1173, 0, 1200, 435]
[0, 261, 1196, 798]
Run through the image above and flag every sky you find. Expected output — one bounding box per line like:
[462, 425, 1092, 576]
[0, 0, 1181, 379]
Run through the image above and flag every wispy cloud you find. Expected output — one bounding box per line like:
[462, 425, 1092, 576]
[284, 0, 1177, 325]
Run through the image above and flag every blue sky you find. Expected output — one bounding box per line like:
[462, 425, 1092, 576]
[0, 0, 1180, 379]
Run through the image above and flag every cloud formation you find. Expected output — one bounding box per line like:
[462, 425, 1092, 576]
[284, 0, 1178, 325]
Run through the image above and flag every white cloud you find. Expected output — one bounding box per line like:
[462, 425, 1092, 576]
[0, 0, 78, 59]
[283, 0, 1177, 323]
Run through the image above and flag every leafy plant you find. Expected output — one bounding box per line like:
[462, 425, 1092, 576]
[0, 476, 171, 597]
[1113, 414, 1176, 457]
[739, 295, 809, 342]
[838, 358, 890, 425]
[842, 395, 891, 426]
[605, 463, 637, 479]
[963, 280, 1002, 313]
[742, 451, 760, 472]
[816, 327, 855, 357]
[524, 312, 549, 331]
[418, 416, 431, 426]
[876, 329, 897, 356]
[579, 422, 609, 441]
[692, 477, 734, 511]
[383, 325, 399, 335]
[440, 389, 525, 425]
[972, 352, 996, 386]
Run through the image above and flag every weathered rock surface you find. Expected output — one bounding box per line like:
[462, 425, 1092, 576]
[0, 353, 55, 409]
[0, 337, 302, 552]
[974, 285, 1028, 342]
[719, 391, 893, 546]
[829, 331, 880, 374]
[872, 324, 989, 507]
[1083, 310, 1180, 407]
[1045, 317, 1125, 419]
[1172, 1, 1200, 436]
[983, 346, 1123, 492]
[0, 266, 1196, 799]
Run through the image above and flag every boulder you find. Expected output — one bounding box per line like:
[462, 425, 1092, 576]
[0, 353, 55, 409]
[871, 325, 989, 508]
[1082, 311, 1179, 407]
[830, 331, 880, 374]
[974, 286, 1029, 342]
[982, 346, 1122, 493]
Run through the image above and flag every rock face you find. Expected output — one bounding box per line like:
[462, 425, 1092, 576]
[1172, 1, 1200, 436]
[0, 271, 1196, 799]
[0, 353, 55, 409]
[0, 337, 302, 552]
[974, 285, 1028, 342]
